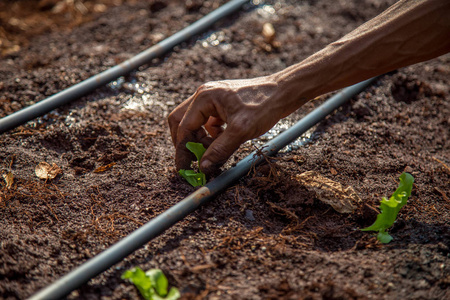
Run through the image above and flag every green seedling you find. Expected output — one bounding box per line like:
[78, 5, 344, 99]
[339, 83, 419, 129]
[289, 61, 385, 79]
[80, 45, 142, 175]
[122, 267, 180, 300]
[361, 172, 414, 243]
[179, 142, 206, 187]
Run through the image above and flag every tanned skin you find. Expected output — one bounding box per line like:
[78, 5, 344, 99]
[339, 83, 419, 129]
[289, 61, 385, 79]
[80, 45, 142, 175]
[168, 0, 450, 175]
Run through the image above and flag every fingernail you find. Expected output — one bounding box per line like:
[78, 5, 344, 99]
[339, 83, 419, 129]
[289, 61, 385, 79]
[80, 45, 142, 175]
[201, 159, 212, 172]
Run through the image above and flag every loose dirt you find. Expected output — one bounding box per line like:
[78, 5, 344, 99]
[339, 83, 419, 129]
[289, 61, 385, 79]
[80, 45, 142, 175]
[1, 0, 449, 299]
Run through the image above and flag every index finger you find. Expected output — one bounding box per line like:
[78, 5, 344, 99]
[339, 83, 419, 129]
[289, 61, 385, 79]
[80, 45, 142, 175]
[175, 90, 220, 170]
[167, 95, 194, 146]
[177, 100, 218, 146]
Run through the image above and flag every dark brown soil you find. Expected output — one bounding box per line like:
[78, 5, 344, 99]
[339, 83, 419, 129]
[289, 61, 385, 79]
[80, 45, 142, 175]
[1, 0, 449, 299]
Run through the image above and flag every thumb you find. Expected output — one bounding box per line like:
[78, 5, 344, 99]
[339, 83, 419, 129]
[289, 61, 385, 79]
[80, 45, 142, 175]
[200, 129, 244, 175]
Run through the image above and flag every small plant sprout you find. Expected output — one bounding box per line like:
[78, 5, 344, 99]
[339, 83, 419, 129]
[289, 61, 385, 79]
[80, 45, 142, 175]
[122, 267, 180, 300]
[361, 172, 414, 243]
[179, 142, 206, 187]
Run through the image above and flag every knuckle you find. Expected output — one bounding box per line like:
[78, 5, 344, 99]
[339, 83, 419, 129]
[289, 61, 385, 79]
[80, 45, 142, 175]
[196, 83, 214, 95]
[167, 111, 179, 127]
[207, 144, 230, 163]
[167, 111, 175, 122]
[197, 81, 228, 95]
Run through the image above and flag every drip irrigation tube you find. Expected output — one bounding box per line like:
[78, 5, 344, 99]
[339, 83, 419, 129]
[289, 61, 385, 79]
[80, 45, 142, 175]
[0, 0, 249, 134]
[29, 77, 376, 300]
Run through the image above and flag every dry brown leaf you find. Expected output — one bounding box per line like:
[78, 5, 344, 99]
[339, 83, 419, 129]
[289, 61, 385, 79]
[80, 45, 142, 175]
[295, 170, 359, 213]
[35, 162, 62, 180]
[93, 162, 116, 173]
[3, 172, 14, 189]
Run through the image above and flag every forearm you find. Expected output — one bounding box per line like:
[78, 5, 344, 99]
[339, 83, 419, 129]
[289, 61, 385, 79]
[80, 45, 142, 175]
[169, 0, 450, 173]
[271, 0, 450, 116]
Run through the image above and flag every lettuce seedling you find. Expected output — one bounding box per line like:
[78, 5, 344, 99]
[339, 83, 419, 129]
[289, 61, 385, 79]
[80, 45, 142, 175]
[179, 142, 206, 187]
[361, 172, 414, 243]
[122, 267, 180, 300]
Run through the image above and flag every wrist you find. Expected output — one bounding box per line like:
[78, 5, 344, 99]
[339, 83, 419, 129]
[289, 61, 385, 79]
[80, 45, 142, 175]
[268, 55, 328, 117]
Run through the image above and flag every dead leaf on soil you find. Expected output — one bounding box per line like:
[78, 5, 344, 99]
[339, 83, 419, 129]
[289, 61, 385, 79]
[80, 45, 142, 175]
[35, 162, 62, 180]
[93, 162, 116, 173]
[295, 170, 359, 213]
[3, 172, 14, 189]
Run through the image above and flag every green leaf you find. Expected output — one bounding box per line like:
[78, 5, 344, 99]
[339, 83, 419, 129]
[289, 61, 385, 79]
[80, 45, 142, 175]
[121, 267, 153, 300]
[179, 169, 206, 187]
[122, 268, 180, 300]
[146, 269, 168, 297]
[186, 142, 206, 162]
[377, 231, 393, 244]
[166, 287, 181, 300]
[179, 142, 207, 187]
[361, 172, 414, 243]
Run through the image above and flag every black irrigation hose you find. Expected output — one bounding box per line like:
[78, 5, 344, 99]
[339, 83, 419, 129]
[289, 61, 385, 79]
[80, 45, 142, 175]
[0, 0, 250, 134]
[29, 77, 377, 300]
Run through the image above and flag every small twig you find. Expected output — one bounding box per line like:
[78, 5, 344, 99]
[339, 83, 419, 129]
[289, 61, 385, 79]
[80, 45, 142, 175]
[180, 252, 191, 268]
[190, 263, 217, 273]
[432, 156, 450, 173]
[284, 215, 316, 235]
[434, 187, 449, 202]
[247, 144, 270, 176]
[8, 155, 15, 170]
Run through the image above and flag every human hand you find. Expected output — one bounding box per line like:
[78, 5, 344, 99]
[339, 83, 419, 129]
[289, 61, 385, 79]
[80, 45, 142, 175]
[168, 76, 285, 175]
[170, 0, 450, 177]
